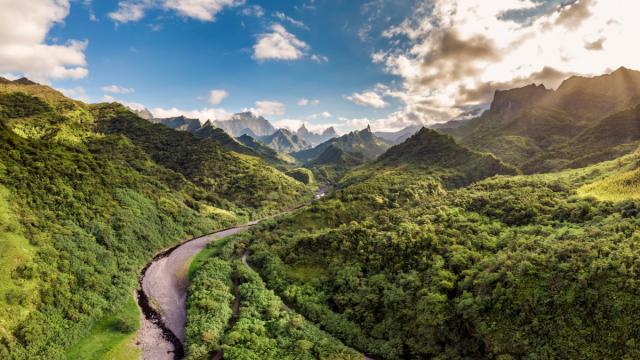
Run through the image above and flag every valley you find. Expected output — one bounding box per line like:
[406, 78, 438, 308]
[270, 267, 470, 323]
[1, 50, 640, 360]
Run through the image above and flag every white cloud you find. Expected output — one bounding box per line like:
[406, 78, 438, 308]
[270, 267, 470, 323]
[208, 89, 228, 105]
[109, 0, 244, 23]
[273, 12, 307, 29]
[151, 106, 232, 122]
[101, 85, 135, 94]
[109, 1, 148, 23]
[310, 54, 329, 63]
[102, 94, 147, 112]
[164, 0, 245, 21]
[58, 86, 88, 101]
[0, 0, 88, 81]
[241, 4, 264, 17]
[250, 100, 285, 116]
[346, 91, 388, 108]
[320, 111, 332, 118]
[297, 98, 320, 106]
[253, 24, 309, 61]
[272, 118, 304, 131]
[373, 0, 640, 126]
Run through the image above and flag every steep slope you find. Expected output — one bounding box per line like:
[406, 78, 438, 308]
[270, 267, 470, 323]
[94, 105, 309, 211]
[236, 134, 295, 164]
[0, 80, 311, 358]
[524, 105, 640, 173]
[377, 128, 517, 186]
[212, 112, 276, 137]
[443, 68, 640, 171]
[549, 66, 640, 122]
[242, 137, 640, 360]
[192, 121, 253, 155]
[462, 107, 583, 166]
[374, 125, 421, 145]
[257, 128, 310, 153]
[150, 115, 202, 132]
[296, 124, 338, 146]
[292, 126, 390, 164]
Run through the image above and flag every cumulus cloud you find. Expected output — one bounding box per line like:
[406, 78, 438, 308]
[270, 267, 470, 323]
[151, 106, 232, 122]
[346, 91, 388, 108]
[102, 85, 135, 94]
[109, 0, 244, 23]
[297, 98, 319, 106]
[253, 24, 309, 61]
[109, 1, 148, 23]
[248, 100, 285, 116]
[0, 0, 88, 81]
[371, 0, 640, 127]
[208, 89, 228, 105]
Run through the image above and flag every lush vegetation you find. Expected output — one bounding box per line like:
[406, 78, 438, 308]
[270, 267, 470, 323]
[444, 67, 640, 174]
[238, 147, 640, 359]
[286, 168, 316, 185]
[0, 81, 312, 359]
[186, 233, 362, 359]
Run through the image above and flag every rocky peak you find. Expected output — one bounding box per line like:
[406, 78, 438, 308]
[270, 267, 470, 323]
[489, 84, 553, 120]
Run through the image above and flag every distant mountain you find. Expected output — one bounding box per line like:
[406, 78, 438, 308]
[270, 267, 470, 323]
[523, 105, 640, 173]
[308, 144, 365, 168]
[213, 112, 276, 137]
[489, 84, 553, 121]
[150, 115, 202, 132]
[133, 108, 154, 120]
[548, 66, 640, 122]
[237, 127, 258, 138]
[236, 134, 295, 164]
[296, 124, 338, 146]
[257, 128, 310, 153]
[375, 125, 421, 145]
[377, 128, 517, 185]
[442, 67, 640, 172]
[193, 121, 251, 155]
[293, 125, 390, 164]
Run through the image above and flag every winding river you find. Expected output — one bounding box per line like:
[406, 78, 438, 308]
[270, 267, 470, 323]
[136, 187, 328, 360]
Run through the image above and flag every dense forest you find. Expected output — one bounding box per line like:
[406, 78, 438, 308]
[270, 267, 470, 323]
[3, 67, 640, 360]
[237, 149, 640, 359]
[0, 81, 313, 358]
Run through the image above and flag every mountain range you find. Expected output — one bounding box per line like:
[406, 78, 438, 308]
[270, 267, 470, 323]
[292, 125, 391, 164]
[4, 66, 640, 359]
[442, 66, 640, 173]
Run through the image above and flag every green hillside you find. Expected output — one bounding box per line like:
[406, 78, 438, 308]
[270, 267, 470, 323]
[0, 80, 312, 358]
[293, 126, 390, 164]
[231, 144, 640, 359]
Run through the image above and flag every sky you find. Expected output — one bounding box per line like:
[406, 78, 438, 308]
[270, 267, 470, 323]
[1, 0, 639, 133]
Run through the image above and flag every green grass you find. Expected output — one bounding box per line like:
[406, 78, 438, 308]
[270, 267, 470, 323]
[64, 295, 140, 360]
[188, 235, 236, 280]
[578, 167, 640, 201]
[0, 186, 36, 334]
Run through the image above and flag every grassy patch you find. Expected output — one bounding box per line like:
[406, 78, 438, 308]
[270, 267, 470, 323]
[65, 295, 140, 360]
[578, 167, 640, 201]
[188, 235, 236, 280]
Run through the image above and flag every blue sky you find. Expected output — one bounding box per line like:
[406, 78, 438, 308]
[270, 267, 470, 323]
[41, 0, 419, 133]
[2, 0, 638, 132]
